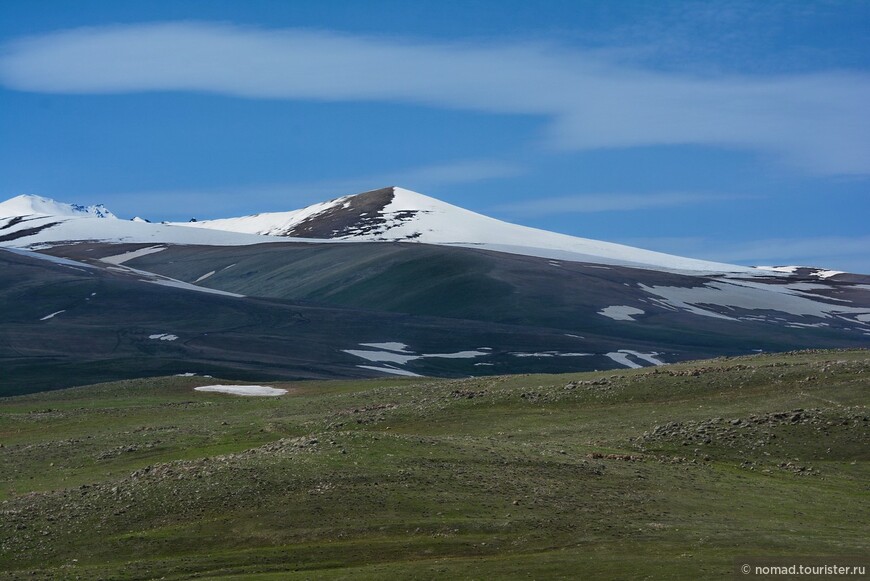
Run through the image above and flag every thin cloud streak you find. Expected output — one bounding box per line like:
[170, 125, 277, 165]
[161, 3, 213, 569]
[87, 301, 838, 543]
[0, 22, 868, 175]
[494, 192, 747, 217]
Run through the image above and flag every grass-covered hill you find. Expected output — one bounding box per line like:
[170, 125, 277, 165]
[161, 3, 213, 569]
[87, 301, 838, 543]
[1, 349, 867, 579]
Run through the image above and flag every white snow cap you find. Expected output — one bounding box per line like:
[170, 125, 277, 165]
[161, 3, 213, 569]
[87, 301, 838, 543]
[175, 186, 749, 273]
[0, 194, 117, 219]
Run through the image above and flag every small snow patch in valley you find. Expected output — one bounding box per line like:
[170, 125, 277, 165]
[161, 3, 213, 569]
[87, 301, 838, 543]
[344, 343, 492, 369]
[343, 350, 419, 365]
[357, 365, 422, 377]
[511, 351, 592, 358]
[605, 350, 665, 369]
[620, 349, 665, 366]
[599, 305, 645, 321]
[343, 343, 497, 375]
[147, 278, 245, 297]
[39, 310, 65, 321]
[195, 385, 287, 396]
[606, 352, 641, 369]
[149, 333, 178, 341]
[421, 350, 490, 359]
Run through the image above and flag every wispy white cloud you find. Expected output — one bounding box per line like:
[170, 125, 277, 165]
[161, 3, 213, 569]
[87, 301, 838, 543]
[493, 192, 747, 217]
[0, 22, 868, 175]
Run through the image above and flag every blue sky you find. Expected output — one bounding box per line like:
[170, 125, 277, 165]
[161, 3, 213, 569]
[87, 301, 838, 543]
[1, 0, 868, 272]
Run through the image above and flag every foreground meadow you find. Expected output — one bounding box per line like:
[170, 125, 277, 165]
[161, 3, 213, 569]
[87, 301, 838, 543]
[1, 350, 867, 579]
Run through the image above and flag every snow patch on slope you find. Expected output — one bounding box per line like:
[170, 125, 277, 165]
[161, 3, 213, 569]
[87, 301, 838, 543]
[101, 262, 246, 298]
[357, 365, 423, 377]
[813, 270, 846, 280]
[755, 265, 846, 280]
[359, 342, 412, 353]
[194, 270, 216, 283]
[39, 310, 65, 321]
[1, 247, 98, 270]
[343, 349, 419, 365]
[100, 245, 166, 265]
[147, 278, 244, 297]
[640, 280, 870, 321]
[755, 266, 799, 274]
[599, 305, 645, 321]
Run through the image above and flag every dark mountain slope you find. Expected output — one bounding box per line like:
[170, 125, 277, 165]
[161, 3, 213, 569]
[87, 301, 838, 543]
[54, 238, 870, 342]
[3, 248, 688, 395]
[49, 240, 870, 350]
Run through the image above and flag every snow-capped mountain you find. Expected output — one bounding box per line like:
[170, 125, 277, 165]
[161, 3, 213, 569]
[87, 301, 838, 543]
[0, 195, 295, 248]
[0, 188, 860, 277]
[173, 187, 748, 273]
[1, 187, 748, 272]
[0, 187, 862, 277]
[0, 194, 117, 219]
[1, 187, 868, 390]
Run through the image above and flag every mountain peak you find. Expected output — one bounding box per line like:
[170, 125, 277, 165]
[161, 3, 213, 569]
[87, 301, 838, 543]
[168, 186, 749, 271]
[0, 194, 117, 219]
[285, 185, 480, 240]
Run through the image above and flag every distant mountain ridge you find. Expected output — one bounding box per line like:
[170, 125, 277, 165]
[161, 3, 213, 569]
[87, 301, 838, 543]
[0, 194, 117, 219]
[0, 189, 858, 277]
[1, 187, 869, 392]
[0, 193, 290, 247]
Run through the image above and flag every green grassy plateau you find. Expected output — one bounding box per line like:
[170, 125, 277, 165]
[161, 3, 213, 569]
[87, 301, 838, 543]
[1, 349, 868, 579]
